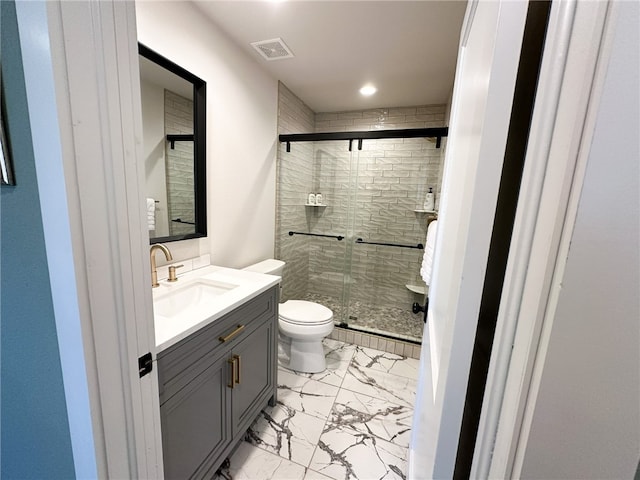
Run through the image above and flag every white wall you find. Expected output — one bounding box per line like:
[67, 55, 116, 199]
[520, 2, 640, 478]
[136, 1, 278, 268]
[140, 79, 169, 237]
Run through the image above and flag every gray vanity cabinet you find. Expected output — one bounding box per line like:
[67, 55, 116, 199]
[157, 287, 278, 480]
[230, 317, 274, 434]
[160, 354, 230, 479]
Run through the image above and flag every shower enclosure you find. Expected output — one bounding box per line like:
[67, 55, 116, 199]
[276, 129, 446, 343]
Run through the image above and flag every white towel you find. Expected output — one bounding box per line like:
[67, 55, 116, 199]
[146, 198, 156, 231]
[420, 220, 438, 286]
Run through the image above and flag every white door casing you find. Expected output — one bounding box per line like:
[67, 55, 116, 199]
[477, 1, 634, 477]
[45, 1, 163, 477]
[409, 1, 529, 478]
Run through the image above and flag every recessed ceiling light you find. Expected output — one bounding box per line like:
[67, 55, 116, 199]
[360, 84, 377, 96]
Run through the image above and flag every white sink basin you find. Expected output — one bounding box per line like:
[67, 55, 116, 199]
[152, 265, 281, 352]
[153, 278, 239, 319]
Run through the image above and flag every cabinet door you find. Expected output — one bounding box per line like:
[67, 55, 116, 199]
[161, 354, 231, 480]
[231, 317, 275, 436]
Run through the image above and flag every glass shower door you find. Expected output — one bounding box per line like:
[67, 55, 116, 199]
[276, 140, 352, 322]
[277, 134, 445, 342]
[342, 136, 444, 342]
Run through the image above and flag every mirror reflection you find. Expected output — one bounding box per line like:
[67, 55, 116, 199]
[138, 44, 207, 243]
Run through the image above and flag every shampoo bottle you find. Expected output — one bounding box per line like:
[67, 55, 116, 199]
[423, 187, 435, 211]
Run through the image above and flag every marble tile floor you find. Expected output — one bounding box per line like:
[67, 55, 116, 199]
[301, 293, 424, 343]
[214, 339, 420, 480]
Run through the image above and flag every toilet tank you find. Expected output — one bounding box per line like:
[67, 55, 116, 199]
[242, 259, 285, 277]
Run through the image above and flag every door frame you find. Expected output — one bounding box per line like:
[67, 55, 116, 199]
[408, 1, 531, 477]
[34, 1, 163, 477]
[471, 0, 615, 476]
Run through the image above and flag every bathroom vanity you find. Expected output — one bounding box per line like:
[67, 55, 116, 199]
[152, 265, 279, 479]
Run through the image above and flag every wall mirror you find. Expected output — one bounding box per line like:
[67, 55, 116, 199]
[138, 44, 207, 244]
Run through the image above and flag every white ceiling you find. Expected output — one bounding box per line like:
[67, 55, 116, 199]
[193, 1, 468, 113]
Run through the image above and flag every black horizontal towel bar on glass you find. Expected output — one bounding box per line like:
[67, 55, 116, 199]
[355, 238, 424, 250]
[288, 231, 344, 241]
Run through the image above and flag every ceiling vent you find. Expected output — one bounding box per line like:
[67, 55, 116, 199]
[250, 38, 294, 61]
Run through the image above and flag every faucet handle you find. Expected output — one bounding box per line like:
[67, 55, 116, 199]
[167, 264, 184, 282]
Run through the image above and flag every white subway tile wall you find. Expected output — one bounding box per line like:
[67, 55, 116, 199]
[276, 82, 444, 344]
[276, 83, 315, 301]
[164, 90, 195, 236]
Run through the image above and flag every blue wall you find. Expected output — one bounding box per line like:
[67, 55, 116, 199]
[1, 1, 76, 477]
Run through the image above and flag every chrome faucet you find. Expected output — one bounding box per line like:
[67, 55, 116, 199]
[150, 244, 173, 288]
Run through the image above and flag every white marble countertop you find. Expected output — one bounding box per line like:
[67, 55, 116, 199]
[153, 265, 280, 352]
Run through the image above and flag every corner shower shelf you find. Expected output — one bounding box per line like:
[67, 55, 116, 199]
[406, 284, 427, 295]
[304, 203, 327, 207]
[413, 209, 437, 214]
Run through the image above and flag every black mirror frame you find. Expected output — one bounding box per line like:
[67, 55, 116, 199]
[139, 43, 207, 244]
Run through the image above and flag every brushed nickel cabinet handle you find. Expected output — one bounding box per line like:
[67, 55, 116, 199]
[227, 357, 236, 389]
[233, 354, 241, 385]
[218, 324, 245, 343]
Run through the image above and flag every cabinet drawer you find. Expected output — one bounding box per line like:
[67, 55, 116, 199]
[158, 287, 277, 404]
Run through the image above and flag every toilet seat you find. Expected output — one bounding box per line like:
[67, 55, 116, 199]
[279, 300, 333, 326]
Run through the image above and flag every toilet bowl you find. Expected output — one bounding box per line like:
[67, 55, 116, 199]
[243, 259, 334, 373]
[279, 300, 333, 373]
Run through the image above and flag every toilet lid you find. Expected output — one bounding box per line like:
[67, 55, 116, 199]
[279, 300, 333, 325]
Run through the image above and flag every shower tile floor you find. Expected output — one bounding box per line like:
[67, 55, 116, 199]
[302, 293, 425, 343]
[213, 338, 420, 480]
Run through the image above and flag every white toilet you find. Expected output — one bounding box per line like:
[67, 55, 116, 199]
[243, 259, 334, 373]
